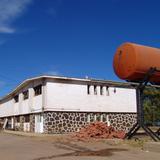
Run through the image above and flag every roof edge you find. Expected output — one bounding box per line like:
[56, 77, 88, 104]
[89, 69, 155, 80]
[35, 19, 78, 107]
[0, 75, 138, 102]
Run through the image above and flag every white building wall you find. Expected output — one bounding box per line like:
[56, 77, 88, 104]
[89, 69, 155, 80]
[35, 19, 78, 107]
[46, 81, 137, 113]
[21, 99, 30, 113]
[0, 80, 43, 118]
[0, 78, 137, 118]
[0, 99, 14, 117]
[32, 95, 42, 112]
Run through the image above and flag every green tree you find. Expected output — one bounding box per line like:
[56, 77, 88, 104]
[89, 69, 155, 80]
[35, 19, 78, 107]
[143, 87, 160, 126]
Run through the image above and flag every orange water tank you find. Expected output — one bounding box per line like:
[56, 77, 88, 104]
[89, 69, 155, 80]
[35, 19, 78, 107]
[113, 42, 160, 83]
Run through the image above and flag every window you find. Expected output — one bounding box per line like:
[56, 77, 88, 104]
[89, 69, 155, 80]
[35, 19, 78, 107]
[106, 86, 109, 96]
[87, 114, 90, 122]
[113, 87, 116, 93]
[34, 85, 42, 96]
[23, 90, 29, 100]
[16, 116, 20, 123]
[87, 85, 90, 95]
[100, 86, 103, 95]
[25, 115, 30, 122]
[14, 95, 19, 103]
[87, 85, 110, 96]
[94, 85, 97, 95]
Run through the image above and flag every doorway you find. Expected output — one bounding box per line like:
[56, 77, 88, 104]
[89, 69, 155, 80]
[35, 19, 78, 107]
[35, 114, 43, 133]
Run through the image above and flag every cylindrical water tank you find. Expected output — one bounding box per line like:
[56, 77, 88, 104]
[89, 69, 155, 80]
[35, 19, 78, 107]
[113, 42, 160, 83]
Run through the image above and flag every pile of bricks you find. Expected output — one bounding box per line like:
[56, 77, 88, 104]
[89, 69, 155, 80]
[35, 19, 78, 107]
[73, 122, 126, 140]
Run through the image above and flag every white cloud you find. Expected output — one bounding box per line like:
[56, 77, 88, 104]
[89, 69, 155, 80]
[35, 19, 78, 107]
[0, 0, 32, 34]
[45, 65, 62, 76]
[46, 70, 60, 76]
[0, 26, 15, 33]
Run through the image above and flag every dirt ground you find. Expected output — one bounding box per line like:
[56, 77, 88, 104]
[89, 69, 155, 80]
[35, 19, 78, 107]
[0, 131, 160, 160]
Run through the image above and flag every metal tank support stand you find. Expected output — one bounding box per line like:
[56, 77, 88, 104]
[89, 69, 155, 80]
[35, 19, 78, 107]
[156, 128, 160, 136]
[125, 67, 160, 142]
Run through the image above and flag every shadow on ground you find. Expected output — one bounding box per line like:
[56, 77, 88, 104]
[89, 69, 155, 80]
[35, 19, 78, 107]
[33, 142, 128, 160]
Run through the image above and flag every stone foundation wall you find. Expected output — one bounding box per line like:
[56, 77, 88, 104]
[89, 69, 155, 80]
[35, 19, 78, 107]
[0, 112, 137, 133]
[19, 116, 25, 131]
[18, 115, 35, 132]
[43, 112, 88, 133]
[0, 114, 35, 132]
[30, 115, 35, 132]
[108, 113, 137, 132]
[0, 118, 4, 129]
[44, 112, 137, 134]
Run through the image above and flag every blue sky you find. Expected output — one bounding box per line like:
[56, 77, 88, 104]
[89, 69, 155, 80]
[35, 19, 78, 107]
[0, 0, 160, 97]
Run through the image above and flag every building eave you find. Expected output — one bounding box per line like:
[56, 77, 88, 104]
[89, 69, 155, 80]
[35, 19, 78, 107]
[0, 74, 159, 102]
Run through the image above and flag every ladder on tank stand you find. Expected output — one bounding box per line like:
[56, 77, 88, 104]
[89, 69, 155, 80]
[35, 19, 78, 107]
[125, 67, 160, 142]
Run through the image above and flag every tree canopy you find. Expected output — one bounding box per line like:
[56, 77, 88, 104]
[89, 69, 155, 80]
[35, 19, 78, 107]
[143, 87, 160, 126]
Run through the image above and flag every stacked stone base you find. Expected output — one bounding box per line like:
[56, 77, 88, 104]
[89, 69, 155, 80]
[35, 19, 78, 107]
[43, 112, 137, 134]
[0, 112, 137, 134]
[0, 114, 35, 132]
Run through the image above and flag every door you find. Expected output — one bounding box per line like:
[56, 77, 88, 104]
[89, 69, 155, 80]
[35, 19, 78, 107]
[35, 115, 43, 133]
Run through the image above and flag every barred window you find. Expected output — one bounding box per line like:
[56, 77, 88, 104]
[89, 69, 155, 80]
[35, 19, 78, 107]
[16, 116, 20, 123]
[87, 85, 110, 96]
[34, 85, 42, 96]
[100, 86, 103, 95]
[14, 95, 19, 103]
[94, 85, 97, 95]
[106, 86, 109, 96]
[23, 90, 29, 100]
[87, 85, 90, 94]
[25, 115, 30, 122]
